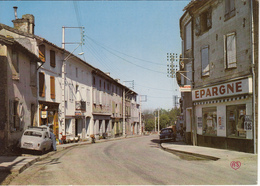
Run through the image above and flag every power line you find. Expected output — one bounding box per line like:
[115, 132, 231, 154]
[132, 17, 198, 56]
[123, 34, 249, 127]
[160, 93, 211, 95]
[86, 35, 166, 75]
[85, 35, 165, 66]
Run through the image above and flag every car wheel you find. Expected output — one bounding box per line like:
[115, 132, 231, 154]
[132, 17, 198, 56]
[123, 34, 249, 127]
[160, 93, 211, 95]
[41, 148, 46, 155]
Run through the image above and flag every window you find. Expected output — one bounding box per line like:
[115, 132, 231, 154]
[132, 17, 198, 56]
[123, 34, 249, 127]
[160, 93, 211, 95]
[100, 80, 102, 88]
[39, 72, 45, 97]
[93, 76, 96, 86]
[30, 62, 37, 86]
[39, 45, 45, 62]
[185, 21, 192, 51]
[31, 104, 35, 126]
[50, 76, 55, 99]
[225, 0, 235, 20]
[50, 50, 56, 68]
[202, 107, 217, 136]
[9, 99, 20, 130]
[224, 32, 237, 69]
[227, 105, 246, 138]
[201, 45, 209, 76]
[12, 50, 19, 79]
[76, 67, 78, 78]
[195, 9, 212, 36]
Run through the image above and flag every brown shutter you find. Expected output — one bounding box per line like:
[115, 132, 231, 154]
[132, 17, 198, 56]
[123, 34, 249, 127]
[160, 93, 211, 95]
[39, 72, 45, 97]
[39, 45, 46, 63]
[50, 50, 56, 67]
[50, 76, 55, 99]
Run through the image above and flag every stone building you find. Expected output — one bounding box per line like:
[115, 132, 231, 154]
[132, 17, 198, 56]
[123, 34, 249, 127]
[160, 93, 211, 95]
[0, 35, 42, 153]
[179, 0, 258, 153]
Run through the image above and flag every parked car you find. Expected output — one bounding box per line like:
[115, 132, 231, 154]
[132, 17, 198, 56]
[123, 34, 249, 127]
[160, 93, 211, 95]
[20, 126, 52, 153]
[159, 128, 176, 142]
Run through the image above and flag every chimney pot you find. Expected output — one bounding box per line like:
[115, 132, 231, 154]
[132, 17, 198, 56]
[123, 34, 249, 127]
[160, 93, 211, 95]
[13, 6, 18, 19]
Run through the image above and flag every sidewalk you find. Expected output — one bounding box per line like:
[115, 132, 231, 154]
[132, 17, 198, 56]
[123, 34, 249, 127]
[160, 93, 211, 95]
[0, 134, 139, 176]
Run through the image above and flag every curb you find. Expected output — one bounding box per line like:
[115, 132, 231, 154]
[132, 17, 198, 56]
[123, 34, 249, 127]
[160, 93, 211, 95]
[160, 144, 220, 161]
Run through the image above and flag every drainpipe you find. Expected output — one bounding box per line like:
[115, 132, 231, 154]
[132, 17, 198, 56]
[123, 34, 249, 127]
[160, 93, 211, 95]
[250, 0, 256, 154]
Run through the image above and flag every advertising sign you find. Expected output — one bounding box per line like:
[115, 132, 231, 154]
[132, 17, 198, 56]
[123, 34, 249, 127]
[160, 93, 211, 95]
[192, 78, 252, 101]
[244, 115, 252, 131]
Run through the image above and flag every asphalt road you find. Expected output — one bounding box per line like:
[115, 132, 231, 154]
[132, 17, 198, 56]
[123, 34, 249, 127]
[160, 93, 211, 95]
[8, 135, 257, 185]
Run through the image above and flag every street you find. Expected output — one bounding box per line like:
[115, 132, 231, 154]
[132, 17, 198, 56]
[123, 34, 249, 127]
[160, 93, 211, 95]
[8, 135, 257, 185]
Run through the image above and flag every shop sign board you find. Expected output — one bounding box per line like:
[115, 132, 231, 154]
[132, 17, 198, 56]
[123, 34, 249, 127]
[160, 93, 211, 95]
[244, 115, 252, 131]
[192, 78, 252, 101]
[75, 111, 82, 116]
[218, 116, 225, 130]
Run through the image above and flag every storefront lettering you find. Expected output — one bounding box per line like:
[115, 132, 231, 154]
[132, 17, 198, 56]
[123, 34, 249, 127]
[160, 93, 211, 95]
[194, 81, 243, 99]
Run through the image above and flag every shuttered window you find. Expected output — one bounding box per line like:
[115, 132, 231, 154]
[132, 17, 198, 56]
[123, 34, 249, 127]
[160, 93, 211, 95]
[185, 22, 192, 51]
[225, 0, 235, 20]
[39, 45, 45, 62]
[50, 76, 55, 99]
[224, 32, 237, 69]
[50, 50, 56, 68]
[201, 45, 209, 76]
[30, 62, 37, 86]
[39, 72, 45, 97]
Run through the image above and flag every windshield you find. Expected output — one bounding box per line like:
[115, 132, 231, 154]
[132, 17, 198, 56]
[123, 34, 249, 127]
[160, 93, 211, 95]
[161, 129, 172, 134]
[24, 131, 42, 138]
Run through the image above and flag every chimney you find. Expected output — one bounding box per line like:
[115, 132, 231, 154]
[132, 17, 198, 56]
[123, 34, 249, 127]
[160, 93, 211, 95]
[13, 6, 18, 19]
[12, 7, 35, 35]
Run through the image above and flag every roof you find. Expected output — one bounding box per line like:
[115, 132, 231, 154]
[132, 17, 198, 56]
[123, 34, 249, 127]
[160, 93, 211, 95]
[0, 35, 42, 62]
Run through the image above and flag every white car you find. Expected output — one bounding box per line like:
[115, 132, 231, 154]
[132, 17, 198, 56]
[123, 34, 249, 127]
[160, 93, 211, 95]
[20, 127, 52, 153]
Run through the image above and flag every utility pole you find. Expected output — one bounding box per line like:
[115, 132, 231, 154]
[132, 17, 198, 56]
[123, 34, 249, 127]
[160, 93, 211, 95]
[61, 26, 85, 138]
[154, 115, 157, 133]
[158, 109, 160, 133]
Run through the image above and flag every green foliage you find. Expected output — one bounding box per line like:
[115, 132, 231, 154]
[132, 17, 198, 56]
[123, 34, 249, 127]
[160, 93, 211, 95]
[143, 107, 180, 131]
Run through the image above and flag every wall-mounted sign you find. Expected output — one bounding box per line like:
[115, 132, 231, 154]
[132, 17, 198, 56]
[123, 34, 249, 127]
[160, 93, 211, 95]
[192, 78, 252, 101]
[41, 111, 48, 119]
[244, 115, 252, 131]
[75, 111, 82, 116]
[197, 117, 202, 128]
[218, 116, 225, 130]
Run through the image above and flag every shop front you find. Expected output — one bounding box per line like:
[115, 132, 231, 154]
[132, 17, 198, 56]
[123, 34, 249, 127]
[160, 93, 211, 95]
[192, 77, 254, 153]
[39, 101, 59, 137]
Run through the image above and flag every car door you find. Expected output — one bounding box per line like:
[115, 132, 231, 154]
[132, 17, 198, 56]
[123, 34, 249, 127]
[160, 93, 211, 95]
[44, 132, 52, 150]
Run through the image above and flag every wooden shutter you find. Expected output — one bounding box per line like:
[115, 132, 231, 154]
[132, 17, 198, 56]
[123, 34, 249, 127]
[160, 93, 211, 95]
[195, 16, 201, 36]
[201, 46, 209, 76]
[226, 33, 236, 68]
[50, 76, 55, 99]
[39, 72, 45, 97]
[50, 50, 56, 67]
[39, 45, 45, 62]
[185, 22, 192, 50]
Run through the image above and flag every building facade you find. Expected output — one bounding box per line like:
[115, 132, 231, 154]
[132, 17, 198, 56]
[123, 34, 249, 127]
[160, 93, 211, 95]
[180, 0, 258, 153]
[0, 35, 41, 152]
[0, 8, 141, 150]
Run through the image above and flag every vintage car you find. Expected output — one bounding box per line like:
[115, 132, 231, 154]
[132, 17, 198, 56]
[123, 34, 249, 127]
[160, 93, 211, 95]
[20, 126, 52, 153]
[159, 128, 176, 142]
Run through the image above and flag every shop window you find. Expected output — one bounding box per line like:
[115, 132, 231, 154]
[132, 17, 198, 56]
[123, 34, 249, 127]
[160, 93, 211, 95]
[202, 107, 217, 136]
[39, 45, 45, 63]
[225, 0, 235, 21]
[201, 45, 209, 76]
[50, 50, 56, 68]
[39, 72, 45, 97]
[224, 32, 237, 69]
[50, 76, 55, 99]
[227, 105, 246, 138]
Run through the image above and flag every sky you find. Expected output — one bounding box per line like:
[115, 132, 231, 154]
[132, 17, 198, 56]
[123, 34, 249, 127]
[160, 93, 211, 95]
[0, 0, 190, 111]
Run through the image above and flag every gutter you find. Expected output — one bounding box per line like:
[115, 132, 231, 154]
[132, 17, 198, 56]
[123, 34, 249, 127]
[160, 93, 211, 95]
[250, 0, 257, 154]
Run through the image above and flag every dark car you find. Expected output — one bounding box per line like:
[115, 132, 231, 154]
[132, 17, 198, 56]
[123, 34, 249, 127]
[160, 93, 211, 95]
[159, 128, 176, 142]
